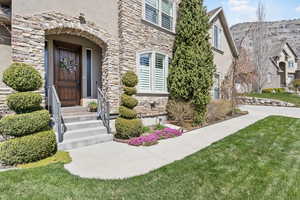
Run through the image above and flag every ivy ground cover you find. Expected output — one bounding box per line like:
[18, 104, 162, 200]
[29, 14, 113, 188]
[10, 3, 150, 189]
[1, 116, 300, 199]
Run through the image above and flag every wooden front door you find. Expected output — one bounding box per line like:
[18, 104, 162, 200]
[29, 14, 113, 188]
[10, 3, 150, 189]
[54, 41, 82, 107]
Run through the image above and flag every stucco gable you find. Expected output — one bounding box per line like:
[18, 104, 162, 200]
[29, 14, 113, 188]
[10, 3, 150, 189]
[208, 7, 238, 58]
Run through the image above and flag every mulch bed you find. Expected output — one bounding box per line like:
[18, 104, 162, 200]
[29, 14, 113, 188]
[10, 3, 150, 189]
[113, 138, 130, 144]
[113, 112, 249, 144]
[192, 112, 249, 131]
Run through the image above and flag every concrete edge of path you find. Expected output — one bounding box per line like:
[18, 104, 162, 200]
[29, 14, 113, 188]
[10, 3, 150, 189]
[64, 105, 300, 180]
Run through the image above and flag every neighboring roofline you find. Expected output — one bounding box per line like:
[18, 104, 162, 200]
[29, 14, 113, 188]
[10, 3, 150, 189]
[285, 42, 298, 59]
[269, 57, 282, 72]
[208, 7, 239, 58]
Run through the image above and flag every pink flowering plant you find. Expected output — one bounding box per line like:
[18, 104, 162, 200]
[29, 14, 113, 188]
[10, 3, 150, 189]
[128, 128, 183, 146]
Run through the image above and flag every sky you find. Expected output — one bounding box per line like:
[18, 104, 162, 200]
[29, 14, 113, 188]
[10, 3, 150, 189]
[204, 0, 300, 26]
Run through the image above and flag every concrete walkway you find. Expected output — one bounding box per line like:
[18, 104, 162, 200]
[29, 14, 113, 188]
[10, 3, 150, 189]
[65, 105, 300, 180]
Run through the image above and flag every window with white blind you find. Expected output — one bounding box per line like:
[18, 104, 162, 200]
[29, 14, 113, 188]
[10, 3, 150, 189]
[138, 52, 169, 93]
[144, 0, 175, 31]
[213, 25, 222, 50]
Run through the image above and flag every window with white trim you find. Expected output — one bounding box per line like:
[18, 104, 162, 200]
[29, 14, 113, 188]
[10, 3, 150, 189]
[288, 60, 294, 68]
[138, 52, 169, 93]
[213, 25, 222, 50]
[144, 0, 175, 31]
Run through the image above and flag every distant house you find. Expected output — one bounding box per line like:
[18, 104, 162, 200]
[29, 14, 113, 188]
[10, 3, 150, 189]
[267, 39, 299, 89]
[208, 7, 239, 99]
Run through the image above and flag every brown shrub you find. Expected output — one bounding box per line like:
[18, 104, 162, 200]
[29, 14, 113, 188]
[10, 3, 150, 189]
[166, 100, 195, 127]
[206, 100, 233, 123]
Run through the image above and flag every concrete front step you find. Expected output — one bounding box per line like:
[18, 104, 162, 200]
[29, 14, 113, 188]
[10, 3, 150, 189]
[63, 114, 98, 123]
[61, 106, 89, 113]
[65, 120, 103, 131]
[58, 134, 113, 150]
[63, 127, 107, 140]
[57, 106, 112, 150]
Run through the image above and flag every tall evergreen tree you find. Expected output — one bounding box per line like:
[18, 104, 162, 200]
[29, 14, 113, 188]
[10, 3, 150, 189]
[168, 0, 215, 124]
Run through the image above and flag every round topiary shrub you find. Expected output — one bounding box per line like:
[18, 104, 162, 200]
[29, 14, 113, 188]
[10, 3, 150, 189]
[124, 87, 137, 96]
[122, 71, 138, 87]
[115, 71, 143, 139]
[7, 92, 42, 113]
[3, 63, 43, 92]
[0, 130, 57, 165]
[121, 94, 138, 109]
[115, 118, 143, 139]
[119, 106, 137, 119]
[0, 62, 57, 166]
[0, 110, 50, 137]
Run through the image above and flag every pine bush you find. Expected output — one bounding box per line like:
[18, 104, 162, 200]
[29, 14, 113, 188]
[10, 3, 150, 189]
[168, 0, 215, 124]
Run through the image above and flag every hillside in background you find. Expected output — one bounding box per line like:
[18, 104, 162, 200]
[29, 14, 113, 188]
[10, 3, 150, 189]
[230, 19, 300, 57]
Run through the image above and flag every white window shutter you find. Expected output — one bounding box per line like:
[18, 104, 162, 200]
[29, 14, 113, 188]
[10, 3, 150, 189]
[138, 53, 152, 91]
[154, 53, 165, 92]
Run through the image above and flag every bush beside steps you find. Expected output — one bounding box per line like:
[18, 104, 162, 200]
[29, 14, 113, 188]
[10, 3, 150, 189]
[0, 62, 57, 166]
[0, 110, 51, 137]
[0, 130, 57, 166]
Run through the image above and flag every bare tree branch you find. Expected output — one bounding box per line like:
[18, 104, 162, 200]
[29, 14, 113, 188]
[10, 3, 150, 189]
[252, 0, 270, 92]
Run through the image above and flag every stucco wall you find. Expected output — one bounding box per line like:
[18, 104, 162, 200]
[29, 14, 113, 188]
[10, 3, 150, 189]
[210, 17, 234, 81]
[264, 65, 281, 89]
[13, 0, 118, 39]
[0, 26, 11, 87]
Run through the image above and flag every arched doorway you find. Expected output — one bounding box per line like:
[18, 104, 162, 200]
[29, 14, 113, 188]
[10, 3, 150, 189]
[12, 12, 120, 112]
[279, 62, 286, 87]
[45, 34, 103, 107]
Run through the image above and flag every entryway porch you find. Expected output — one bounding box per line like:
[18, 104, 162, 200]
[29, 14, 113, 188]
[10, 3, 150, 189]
[45, 35, 112, 149]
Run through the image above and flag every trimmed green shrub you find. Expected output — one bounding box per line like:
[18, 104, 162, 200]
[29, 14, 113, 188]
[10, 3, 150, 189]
[119, 106, 137, 119]
[121, 94, 138, 109]
[0, 110, 50, 137]
[3, 63, 43, 92]
[292, 79, 300, 89]
[168, 0, 215, 124]
[7, 92, 42, 113]
[0, 130, 57, 165]
[262, 88, 274, 93]
[115, 118, 143, 139]
[275, 88, 285, 93]
[122, 71, 138, 87]
[262, 88, 285, 93]
[124, 87, 137, 96]
[115, 71, 143, 139]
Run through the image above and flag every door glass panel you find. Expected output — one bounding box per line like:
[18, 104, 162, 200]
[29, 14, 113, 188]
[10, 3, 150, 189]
[86, 49, 92, 97]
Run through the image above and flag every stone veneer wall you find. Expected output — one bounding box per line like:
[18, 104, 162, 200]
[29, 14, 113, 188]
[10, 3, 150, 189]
[118, 0, 180, 117]
[11, 12, 120, 113]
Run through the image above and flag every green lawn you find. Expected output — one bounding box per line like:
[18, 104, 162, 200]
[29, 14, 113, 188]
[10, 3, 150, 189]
[246, 92, 300, 107]
[1, 116, 300, 200]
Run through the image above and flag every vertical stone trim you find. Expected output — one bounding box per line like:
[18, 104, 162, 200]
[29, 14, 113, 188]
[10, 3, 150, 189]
[11, 12, 120, 113]
[118, 0, 180, 116]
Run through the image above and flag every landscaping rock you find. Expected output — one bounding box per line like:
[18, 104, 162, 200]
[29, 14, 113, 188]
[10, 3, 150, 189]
[237, 96, 295, 107]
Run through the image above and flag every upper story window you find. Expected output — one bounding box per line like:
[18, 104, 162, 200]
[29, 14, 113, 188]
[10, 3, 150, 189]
[288, 60, 294, 68]
[137, 51, 170, 93]
[213, 25, 222, 50]
[144, 0, 175, 32]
